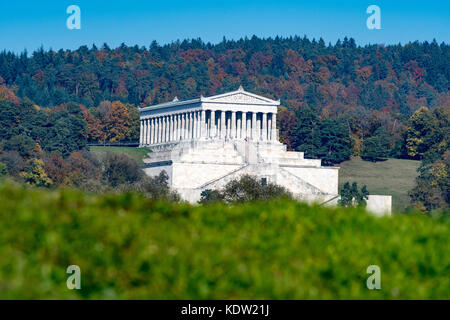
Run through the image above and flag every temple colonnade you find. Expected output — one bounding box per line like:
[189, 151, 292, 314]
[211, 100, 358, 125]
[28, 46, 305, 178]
[140, 110, 277, 145]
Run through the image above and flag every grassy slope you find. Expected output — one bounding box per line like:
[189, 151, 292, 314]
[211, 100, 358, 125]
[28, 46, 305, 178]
[0, 182, 448, 299]
[339, 157, 420, 212]
[89, 146, 150, 163]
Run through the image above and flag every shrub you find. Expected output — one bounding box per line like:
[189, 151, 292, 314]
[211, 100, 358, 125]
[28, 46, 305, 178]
[199, 175, 293, 204]
[338, 181, 369, 207]
[199, 189, 224, 204]
[0, 150, 25, 176]
[0, 161, 7, 176]
[123, 171, 180, 202]
[101, 152, 143, 187]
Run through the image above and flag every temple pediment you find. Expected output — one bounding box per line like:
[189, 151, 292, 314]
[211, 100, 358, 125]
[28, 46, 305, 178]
[202, 87, 279, 105]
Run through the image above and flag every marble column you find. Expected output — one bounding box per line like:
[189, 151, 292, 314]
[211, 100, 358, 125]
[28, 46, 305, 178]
[165, 116, 169, 142]
[166, 115, 170, 142]
[180, 113, 184, 140]
[160, 116, 163, 143]
[174, 114, 178, 141]
[237, 117, 241, 139]
[210, 110, 216, 138]
[189, 112, 193, 139]
[144, 119, 148, 145]
[184, 113, 188, 139]
[201, 110, 206, 138]
[178, 113, 182, 140]
[186, 112, 191, 140]
[146, 119, 150, 145]
[154, 117, 158, 144]
[196, 111, 200, 139]
[256, 114, 261, 140]
[142, 119, 146, 145]
[149, 119, 150, 145]
[221, 110, 226, 139]
[242, 112, 247, 139]
[262, 112, 267, 141]
[193, 111, 197, 139]
[145, 119, 149, 145]
[160, 116, 164, 143]
[171, 114, 175, 142]
[153, 118, 157, 144]
[166, 116, 170, 143]
[140, 120, 144, 145]
[231, 111, 236, 139]
[271, 113, 277, 141]
[197, 111, 201, 138]
[252, 112, 257, 140]
[167, 115, 171, 142]
[185, 112, 189, 139]
[150, 118, 154, 144]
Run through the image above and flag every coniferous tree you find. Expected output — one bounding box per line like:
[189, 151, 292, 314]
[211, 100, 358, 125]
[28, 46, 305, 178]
[361, 127, 391, 162]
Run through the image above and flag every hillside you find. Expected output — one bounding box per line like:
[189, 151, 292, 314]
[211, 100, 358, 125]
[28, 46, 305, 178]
[0, 38, 447, 212]
[0, 182, 448, 299]
[339, 157, 420, 211]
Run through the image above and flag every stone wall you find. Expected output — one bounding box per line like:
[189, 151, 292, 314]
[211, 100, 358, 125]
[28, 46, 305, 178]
[366, 195, 392, 216]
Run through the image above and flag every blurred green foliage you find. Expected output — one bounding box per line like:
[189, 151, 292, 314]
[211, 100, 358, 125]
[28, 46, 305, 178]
[0, 181, 448, 299]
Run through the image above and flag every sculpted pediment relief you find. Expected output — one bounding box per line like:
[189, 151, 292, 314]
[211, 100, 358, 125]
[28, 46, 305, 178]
[203, 89, 279, 105]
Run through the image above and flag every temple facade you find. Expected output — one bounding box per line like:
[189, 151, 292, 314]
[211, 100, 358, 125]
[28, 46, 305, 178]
[138, 87, 391, 215]
[139, 86, 278, 144]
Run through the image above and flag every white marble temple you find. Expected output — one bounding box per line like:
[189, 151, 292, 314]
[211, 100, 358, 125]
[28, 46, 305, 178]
[139, 87, 391, 215]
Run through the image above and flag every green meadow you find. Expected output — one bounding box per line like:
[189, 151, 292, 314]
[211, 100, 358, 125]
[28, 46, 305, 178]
[0, 182, 448, 299]
[89, 146, 150, 163]
[339, 157, 420, 212]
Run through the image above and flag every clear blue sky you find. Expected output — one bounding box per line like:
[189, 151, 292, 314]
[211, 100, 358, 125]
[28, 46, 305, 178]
[1, 0, 449, 53]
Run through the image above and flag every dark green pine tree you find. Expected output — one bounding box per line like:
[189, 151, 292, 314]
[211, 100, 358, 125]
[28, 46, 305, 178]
[318, 118, 353, 165]
[292, 106, 321, 159]
[338, 182, 369, 208]
[361, 127, 391, 162]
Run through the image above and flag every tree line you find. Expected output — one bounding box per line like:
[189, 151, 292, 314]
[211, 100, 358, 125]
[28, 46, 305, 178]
[0, 36, 448, 211]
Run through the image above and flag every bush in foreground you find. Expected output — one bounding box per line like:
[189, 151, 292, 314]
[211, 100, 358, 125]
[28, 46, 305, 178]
[199, 175, 293, 204]
[0, 182, 448, 299]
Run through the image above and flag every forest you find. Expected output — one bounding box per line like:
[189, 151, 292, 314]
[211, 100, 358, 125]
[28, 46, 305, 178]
[0, 36, 448, 211]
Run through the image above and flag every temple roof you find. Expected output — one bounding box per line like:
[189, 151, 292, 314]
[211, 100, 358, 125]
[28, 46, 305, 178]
[139, 86, 280, 112]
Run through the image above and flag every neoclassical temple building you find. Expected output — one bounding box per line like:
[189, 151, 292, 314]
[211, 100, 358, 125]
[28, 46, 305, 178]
[138, 86, 340, 204]
[140, 86, 278, 144]
[138, 87, 391, 214]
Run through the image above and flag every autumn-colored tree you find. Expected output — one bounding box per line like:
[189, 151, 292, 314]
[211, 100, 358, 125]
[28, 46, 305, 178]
[80, 105, 105, 142]
[277, 106, 297, 150]
[125, 103, 140, 141]
[404, 107, 436, 159]
[101, 101, 131, 142]
[0, 85, 20, 105]
[21, 159, 52, 187]
[410, 150, 450, 212]
[44, 155, 71, 186]
[66, 151, 101, 186]
[409, 105, 449, 211]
